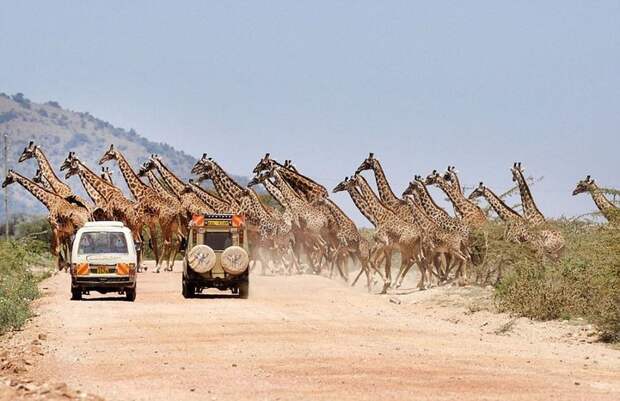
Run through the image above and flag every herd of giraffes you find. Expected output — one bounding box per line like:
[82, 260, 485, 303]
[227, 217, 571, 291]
[3, 142, 619, 293]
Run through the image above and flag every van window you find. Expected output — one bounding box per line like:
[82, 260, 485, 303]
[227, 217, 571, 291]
[204, 231, 232, 251]
[78, 231, 128, 254]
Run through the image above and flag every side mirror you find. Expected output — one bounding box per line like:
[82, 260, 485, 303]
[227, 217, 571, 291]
[134, 241, 142, 253]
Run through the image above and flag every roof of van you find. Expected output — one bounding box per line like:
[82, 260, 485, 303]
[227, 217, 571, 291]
[83, 221, 126, 228]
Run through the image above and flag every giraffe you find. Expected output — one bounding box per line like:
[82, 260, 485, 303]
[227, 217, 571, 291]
[99, 145, 181, 272]
[2, 169, 90, 269]
[247, 172, 305, 275]
[425, 169, 486, 229]
[573, 175, 620, 225]
[334, 175, 427, 292]
[261, 167, 331, 274]
[60, 153, 144, 251]
[18, 141, 91, 210]
[271, 157, 354, 275]
[510, 162, 565, 259]
[468, 182, 531, 241]
[468, 182, 547, 253]
[510, 163, 546, 226]
[403, 177, 470, 282]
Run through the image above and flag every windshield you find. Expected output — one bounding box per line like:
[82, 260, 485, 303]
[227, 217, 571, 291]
[204, 231, 232, 251]
[78, 231, 129, 254]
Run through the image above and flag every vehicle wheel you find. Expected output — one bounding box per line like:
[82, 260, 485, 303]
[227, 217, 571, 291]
[182, 280, 195, 299]
[71, 288, 82, 301]
[126, 286, 136, 302]
[238, 282, 249, 299]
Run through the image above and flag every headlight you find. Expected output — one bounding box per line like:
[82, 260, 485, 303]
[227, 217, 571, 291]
[220, 246, 249, 275]
[187, 245, 216, 273]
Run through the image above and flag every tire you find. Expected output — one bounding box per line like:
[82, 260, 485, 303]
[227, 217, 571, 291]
[182, 279, 195, 299]
[71, 288, 82, 301]
[238, 281, 249, 299]
[125, 286, 136, 302]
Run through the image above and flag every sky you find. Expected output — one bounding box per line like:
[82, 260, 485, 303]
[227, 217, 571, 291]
[1, 1, 619, 225]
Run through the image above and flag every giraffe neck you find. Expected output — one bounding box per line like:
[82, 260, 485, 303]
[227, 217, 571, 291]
[271, 172, 307, 212]
[239, 191, 271, 225]
[345, 186, 377, 226]
[414, 181, 450, 221]
[262, 179, 289, 209]
[436, 178, 482, 219]
[113, 153, 149, 200]
[589, 184, 619, 219]
[448, 171, 464, 196]
[482, 188, 522, 223]
[371, 160, 401, 208]
[210, 162, 244, 202]
[153, 160, 185, 196]
[77, 161, 119, 201]
[514, 169, 546, 225]
[34, 148, 71, 196]
[355, 176, 395, 225]
[323, 199, 355, 227]
[80, 173, 105, 206]
[147, 171, 179, 205]
[405, 198, 436, 232]
[189, 183, 230, 213]
[11, 172, 62, 210]
[276, 166, 327, 201]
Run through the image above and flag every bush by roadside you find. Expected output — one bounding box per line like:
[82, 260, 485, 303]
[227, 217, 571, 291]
[0, 239, 51, 334]
[473, 221, 620, 342]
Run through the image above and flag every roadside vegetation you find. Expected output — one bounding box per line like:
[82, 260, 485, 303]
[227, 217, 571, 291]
[471, 220, 619, 342]
[0, 215, 52, 334]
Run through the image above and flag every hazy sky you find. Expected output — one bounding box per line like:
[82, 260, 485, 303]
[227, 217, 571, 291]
[1, 1, 619, 224]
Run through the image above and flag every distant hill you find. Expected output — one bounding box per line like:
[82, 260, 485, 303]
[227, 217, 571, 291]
[0, 92, 244, 218]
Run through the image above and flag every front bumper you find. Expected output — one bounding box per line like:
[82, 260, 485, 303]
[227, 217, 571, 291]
[72, 275, 135, 290]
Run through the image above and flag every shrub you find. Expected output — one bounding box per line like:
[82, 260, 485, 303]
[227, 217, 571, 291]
[490, 222, 620, 341]
[0, 240, 50, 334]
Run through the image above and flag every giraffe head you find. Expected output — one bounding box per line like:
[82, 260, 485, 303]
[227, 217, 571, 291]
[138, 158, 157, 177]
[191, 153, 214, 175]
[572, 175, 596, 196]
[247, 171, 269, 188]
[424, 169, 443, 187]
[402, 176, 426, 198]
[63, 158, 81, 179]
[252, 153, 276, 175]
[283, 159, 298, 173]
[101, 167, 113, 184]
[332, 176, 356, 193]
[443, 166, 459, 183]
[467, 182, 486, 200]
[2, 169, 17, 188]
[18, 141, 37, 163]
[98, 144, 118, 165]
[32, 169, 44, 185]
[511, 162, 524, 182]
[60, 152, 78, 172]
[354, 152, 377, 174]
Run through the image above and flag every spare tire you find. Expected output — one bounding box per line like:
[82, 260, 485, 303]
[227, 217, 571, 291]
[187, 245, 216, 273]
[221, 246, 249, 275]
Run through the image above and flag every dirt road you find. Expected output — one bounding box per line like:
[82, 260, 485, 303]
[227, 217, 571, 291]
[23, 264, 620, 401]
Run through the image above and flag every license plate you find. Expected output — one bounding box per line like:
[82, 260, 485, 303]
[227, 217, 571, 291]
[97, 266, 109, 274]
[207, 220, 229, 226]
